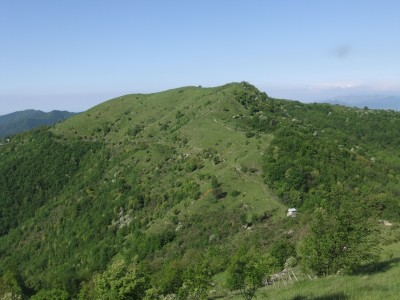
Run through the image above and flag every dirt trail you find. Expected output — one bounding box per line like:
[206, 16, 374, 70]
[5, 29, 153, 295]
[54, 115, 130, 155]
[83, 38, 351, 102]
[235, 167, 287, 213]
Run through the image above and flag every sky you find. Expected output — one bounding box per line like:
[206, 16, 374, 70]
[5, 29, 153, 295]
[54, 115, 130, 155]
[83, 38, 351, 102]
[1, 0, 400, 115]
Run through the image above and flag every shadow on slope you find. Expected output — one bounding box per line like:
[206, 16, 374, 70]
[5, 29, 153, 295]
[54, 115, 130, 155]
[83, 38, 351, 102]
[355, 257, 400, 275]
[292, 292, 348, 300]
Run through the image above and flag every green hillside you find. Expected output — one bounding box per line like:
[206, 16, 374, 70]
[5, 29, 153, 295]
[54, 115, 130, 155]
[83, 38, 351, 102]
[220, 241, 400, 300]
[0, 110, 76, 138]
[0, 82, 399, 299]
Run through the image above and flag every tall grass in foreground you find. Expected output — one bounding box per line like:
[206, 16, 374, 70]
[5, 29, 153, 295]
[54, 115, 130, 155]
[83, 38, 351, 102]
[219, 242, 400, 300]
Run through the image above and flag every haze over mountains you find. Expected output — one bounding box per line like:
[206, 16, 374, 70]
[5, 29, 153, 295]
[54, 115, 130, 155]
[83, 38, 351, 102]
[322, 95, 400, 110]
[0, 109, 76, 138]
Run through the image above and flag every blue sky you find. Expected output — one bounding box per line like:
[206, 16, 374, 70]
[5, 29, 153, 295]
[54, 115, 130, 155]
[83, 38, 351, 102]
[1, 0, 399, 114]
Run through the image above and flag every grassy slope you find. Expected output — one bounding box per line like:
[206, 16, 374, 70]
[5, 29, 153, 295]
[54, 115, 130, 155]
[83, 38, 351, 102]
[1, 82, 399, 297]
[212, 225, 400, 300]
[54, 83, 286, 228]
[0, 83, 287, 289]
[56, 83, 399, 299]
[269, 243, 400, 300]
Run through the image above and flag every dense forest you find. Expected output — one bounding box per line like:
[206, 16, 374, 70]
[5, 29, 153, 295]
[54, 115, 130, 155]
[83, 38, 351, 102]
[0, 83, 399, 299]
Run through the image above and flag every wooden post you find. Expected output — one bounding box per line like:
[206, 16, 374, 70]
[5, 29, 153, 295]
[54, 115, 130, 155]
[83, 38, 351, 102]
[291, 269, 298, 281]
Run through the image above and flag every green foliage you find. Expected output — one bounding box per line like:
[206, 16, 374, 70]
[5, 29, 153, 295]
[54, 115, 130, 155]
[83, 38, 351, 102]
[175, 110, 184, 119]
[226, 250, 265, 300]
[178, 262, 212, 300]
[298, 194, 381, 276]
[231, 190, 241, 197]
[152, 261, 184, 295]
[210, 176, 220, 188]
[185, 158, 204, 172]
[0, 129, 101, 236]
[127, 124, 144, 137]
[77, 281, 96, 300]
[0, 292, 23, 300]
[233, 82, 268, 111]
[212, 188, 227, 200]
[261, 102, 400, 220]
[269, 240, 296, 269]
[228, 242, 400, 300]
[245, 131, 255, 138]
[30, 289, 69, 300]
[0, 271, 24, 299]
[93, 259, 149, 300]
[0, 83, 399, 299]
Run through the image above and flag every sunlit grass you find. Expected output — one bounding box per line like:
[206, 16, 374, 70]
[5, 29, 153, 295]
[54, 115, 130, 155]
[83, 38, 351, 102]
[214, 242, 400, 300]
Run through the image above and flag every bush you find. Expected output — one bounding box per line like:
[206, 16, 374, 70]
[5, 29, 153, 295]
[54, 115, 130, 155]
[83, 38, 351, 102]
[94, 259, 149, 300]
[128, 125, 144, 137]
[31, 289, 69, 300]
[226, 249, 265, 300]
[231, 190, 241, 197]
[298, 198, 380, 276]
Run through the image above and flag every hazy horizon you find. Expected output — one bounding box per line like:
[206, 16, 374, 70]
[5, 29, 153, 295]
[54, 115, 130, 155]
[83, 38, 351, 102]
[1, 83, 400, 116]
[1, 0, 399, 115]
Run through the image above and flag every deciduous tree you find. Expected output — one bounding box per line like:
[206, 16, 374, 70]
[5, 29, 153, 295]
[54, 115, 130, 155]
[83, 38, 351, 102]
[94, 259, 149, 300]
[226, 250, 265, 300]
[298, 194, 380, 276]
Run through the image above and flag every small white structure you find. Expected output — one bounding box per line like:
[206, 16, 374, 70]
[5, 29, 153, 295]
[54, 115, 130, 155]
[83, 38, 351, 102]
[383, 220, 393, 227]
[287, 208, 297, 217]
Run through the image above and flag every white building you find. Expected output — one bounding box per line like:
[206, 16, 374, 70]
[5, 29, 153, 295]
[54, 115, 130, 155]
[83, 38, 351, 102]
[287, 208, 297, 217]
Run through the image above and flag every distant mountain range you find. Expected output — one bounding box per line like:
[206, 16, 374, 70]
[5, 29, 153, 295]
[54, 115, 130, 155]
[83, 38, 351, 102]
[323, 95, 400, 110]
[0, 109, 77, 137]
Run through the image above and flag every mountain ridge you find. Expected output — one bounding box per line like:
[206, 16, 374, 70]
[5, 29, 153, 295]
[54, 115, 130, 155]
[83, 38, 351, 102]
[0, 109, 77, 137]
[0, 82, 399, 299]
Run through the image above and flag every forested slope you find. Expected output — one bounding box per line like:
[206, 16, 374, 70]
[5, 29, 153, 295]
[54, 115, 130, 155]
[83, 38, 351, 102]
[0, 82, 399, 299]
